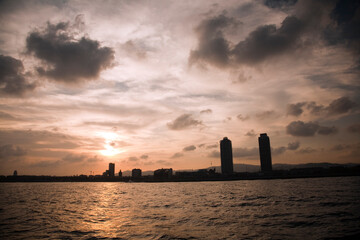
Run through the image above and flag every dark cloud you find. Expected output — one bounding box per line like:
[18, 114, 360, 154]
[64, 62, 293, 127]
[272, 146, 287, 155]
[289, 97, 357, 116]
[171, 152, 184, 159]
[237, 114, 249, 121]
[190, 13, 305, 67]
[0, 144, 27, 159]
[206, 144, 218, 149]
[326, 97, 357, 115]
[183, 145, 196, 152]
[264, 0, 298, 9]
[198, 143, 205, 148]
[286, 121, 319, 136]
[287, 141, 300, 150]
[287, 102, 306, 116]
[347, 123, 360, 134]
[26, 21, 114, 83]
[317, 126, 338, 135]
[167, 114, 202, 130]
[0, 55, 36, 96]
[324, 0, 360, 57]
[233, 16, 305, 65]
[286, 120, 339, 136]
[306, 101, 326, 115]
[189, 14, 236, 68]
[245, 129, 256, 137]
[200, 109, 212, 114]
[191, 1, 360, 69]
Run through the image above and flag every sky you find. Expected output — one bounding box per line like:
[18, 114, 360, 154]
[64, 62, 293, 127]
[0, 0, 359, 176]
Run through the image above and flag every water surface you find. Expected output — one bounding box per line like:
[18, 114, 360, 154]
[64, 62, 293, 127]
[1, 177, 360, 239]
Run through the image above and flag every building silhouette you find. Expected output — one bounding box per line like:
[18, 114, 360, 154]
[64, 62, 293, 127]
[132, 168, 142, 178]
[154, 168, 173, 178]
[118, 170, 122, 177]
[220, 137, 233, 174]
[109, 163, 115, 177]
[258, 133, 272, 172]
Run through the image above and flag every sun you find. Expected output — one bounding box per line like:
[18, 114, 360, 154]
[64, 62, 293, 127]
[97, 132, 125, 157]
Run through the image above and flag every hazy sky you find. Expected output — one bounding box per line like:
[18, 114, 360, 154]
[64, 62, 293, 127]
[0, 0, 359, 175]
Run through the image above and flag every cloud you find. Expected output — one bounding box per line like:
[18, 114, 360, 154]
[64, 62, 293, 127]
[324, 0, 360, 58]
[287, 102, 306, 116]
[237, 114, 249, 121]
[190, 13, 305, 68]
[287, 141, 300, 150]
[326, 97, 357, 115]
[330, 144, 351, 151]
[245, 129, 256, 137]
[256, 110, 277, 120]
[0, 111, 16, 120]
[0, 144, 27, 159]
[167, 114, 202, 130]
[200, 109, 212, 114]
[233, 147, 258, 158]
[264, 0, 298, 9]
[0, 55, 36, 96]
[297, 147, 317, 154]
[233, 16, 305, 65]
[128, 156, 139, 161]
[306, 101, 326, 115]
[183, 145, 196, 152]
[272, 146, 287, 155]
[208, 150, 220, 158]
[26, 20, 114, 83]
[317, 126, 338, 135]
[87, 155, 103, 163]
[286, 121, 319, 136]
[290, 97, 357, 116]
[206, 144, 218, 149]
[62, 153, 87, 163]
[171, 152, 184, 159]
[347, 123, 360, 134]
[286, 121, 338, 137]
[140, 154, 149, 159]
[189, 14, 237, 68]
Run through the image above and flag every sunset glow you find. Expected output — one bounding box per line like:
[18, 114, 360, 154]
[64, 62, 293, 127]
[0, 0, 359, 176]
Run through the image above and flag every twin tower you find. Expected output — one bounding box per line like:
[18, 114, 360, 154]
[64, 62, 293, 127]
[220, 133, 272, 174]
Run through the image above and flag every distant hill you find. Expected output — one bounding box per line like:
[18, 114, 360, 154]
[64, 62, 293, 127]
[120, 163, 358, 176]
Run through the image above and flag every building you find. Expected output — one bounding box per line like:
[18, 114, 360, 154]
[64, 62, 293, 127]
[154, 168, 173, 178]
[220, 137, 233, 174]
[258, 133, 272, 172]
[118, 170, 122, 177]
[109, 163, 115, 177]
[132, 168, 142, 178]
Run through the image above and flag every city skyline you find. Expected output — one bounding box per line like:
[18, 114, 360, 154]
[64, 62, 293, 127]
[0, 0, 359, 176]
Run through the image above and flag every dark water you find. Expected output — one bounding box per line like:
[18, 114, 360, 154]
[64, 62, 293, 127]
[1, 177, 360, 240]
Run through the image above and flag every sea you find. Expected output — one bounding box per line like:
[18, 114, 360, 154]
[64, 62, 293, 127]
[0, 176, 360, 240]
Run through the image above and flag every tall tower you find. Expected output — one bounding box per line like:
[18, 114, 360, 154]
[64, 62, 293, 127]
[220, 137, 233, 175]
[109, 163, 115, 177]
[258, 133, 272, 172]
